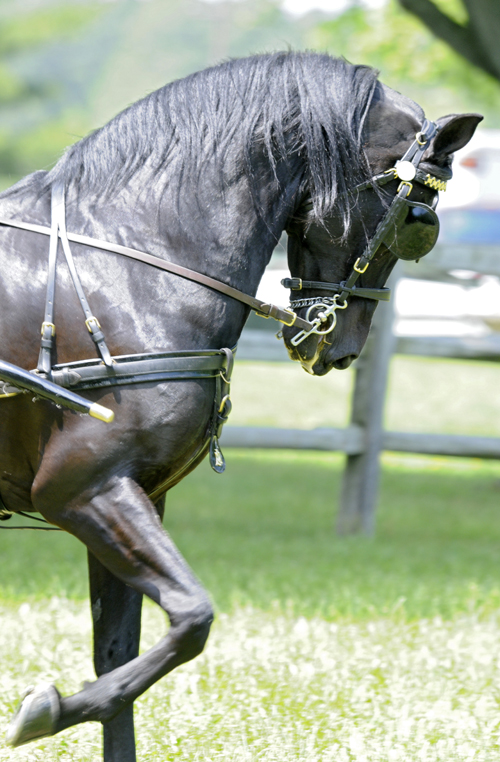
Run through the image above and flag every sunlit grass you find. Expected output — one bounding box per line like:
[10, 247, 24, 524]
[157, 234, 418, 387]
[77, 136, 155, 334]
[2, 602, 500, 761]
[228, 356, 500, 437]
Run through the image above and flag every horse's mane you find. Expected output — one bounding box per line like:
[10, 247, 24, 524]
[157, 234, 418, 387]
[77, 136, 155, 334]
[13, 52, 381, 231]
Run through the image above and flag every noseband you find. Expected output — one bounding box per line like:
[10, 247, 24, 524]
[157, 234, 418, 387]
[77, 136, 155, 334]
[284, 118, 449, 346]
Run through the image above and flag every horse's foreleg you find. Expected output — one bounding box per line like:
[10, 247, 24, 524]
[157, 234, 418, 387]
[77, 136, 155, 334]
[18, 477, 212, 741]
[88, 497, 165, 762]
[88, 551, 142, 762]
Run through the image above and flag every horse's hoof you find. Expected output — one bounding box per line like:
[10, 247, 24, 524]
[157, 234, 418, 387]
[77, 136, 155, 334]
[6, 683, 60, 747]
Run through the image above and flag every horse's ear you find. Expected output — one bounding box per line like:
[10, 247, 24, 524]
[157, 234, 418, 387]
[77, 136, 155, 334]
[432, 113, 483, 158]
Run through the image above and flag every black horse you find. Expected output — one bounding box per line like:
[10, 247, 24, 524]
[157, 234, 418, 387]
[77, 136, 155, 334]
[0, 52, 480, 759]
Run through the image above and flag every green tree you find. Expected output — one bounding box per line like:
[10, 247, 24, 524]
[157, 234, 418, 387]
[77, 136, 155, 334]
[0, 3, 109, 181]
[399, 0, 500, 81]
[309, 0, 498, 124]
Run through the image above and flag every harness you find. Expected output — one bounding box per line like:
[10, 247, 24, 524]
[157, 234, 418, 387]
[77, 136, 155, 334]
[282, 119, 449, 346]
[0, 181, 318, 484]
[0, 118, 448, 524]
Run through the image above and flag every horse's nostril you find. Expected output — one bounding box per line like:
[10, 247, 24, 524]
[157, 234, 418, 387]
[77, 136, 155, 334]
[332, 355, 357, 370]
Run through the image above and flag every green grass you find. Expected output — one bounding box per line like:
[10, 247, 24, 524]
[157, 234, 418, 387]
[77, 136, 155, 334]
[2, 450, 500, 621]
[2, 356, 500, 759]
[229, 355, 500, 436]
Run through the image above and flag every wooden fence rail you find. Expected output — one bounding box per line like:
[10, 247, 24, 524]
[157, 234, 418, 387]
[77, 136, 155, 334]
[221, 244, 500, 534]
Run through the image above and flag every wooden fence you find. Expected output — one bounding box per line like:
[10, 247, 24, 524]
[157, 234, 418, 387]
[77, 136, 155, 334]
[220, 243, 500, 534]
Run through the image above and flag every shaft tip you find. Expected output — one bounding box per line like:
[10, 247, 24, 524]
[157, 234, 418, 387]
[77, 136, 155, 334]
[89, 403, 114, 423]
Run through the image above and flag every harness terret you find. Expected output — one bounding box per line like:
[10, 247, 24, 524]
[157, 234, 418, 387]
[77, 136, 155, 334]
[282, 119, 449, 346]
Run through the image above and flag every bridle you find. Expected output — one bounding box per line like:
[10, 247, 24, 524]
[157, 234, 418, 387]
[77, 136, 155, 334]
[0, 116, 450, 527]
[282, 118, 450, 346]
[0, 118, 448, 394]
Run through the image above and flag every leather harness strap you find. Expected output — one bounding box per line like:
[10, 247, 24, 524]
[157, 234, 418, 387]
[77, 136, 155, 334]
[50, 184, 113, 367]
[38, 191, 59, 375]
[0, 206, 313, 334]
[282, 277, 390, 302]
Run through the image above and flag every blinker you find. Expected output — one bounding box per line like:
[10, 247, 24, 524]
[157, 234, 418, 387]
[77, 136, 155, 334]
[383, 199, 440, 261]
[286, 118, 447, 346]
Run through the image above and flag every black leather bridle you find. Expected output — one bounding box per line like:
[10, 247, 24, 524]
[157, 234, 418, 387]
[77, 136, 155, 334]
[282, 118, 450, 346]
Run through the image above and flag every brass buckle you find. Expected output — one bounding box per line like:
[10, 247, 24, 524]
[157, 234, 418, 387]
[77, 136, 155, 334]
[397, 181, 413, 196]
[281, 309, 297, 327]
[85, 316, 101, 332]
[353, 258, 369, 274]
[218, 394, 230, 414]
[41, 321, 56, 336]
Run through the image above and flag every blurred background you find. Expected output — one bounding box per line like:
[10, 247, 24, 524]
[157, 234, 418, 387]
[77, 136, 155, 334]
[0, 0, 496, 187]
[1, 0, 498, 333]
[2, 0, 500, 466]
[3, 10, 500, 756]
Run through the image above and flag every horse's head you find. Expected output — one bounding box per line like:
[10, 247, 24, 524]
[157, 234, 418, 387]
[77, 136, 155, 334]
[282, 83, 482, 375]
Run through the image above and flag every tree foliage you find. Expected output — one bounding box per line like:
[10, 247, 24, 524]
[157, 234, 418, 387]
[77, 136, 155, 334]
[310, 0, 499, 125]
[0, 3, 108, 179]
[399, 0, 500, 82]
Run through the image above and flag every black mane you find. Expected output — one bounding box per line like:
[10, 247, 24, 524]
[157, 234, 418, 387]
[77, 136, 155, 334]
[46, 52, 379, 229]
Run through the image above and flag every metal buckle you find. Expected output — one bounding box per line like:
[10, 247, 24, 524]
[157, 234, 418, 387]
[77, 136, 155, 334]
[353, 258, 369, 274]
[41, 322, 55, 336]
[218, 394, 230, 414]
[85, 316, 101, 332]
[281, 309, 297, 327]
[397, 181, 413, 196]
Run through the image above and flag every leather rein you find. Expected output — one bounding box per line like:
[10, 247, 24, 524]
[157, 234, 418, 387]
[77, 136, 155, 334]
[0, 188, 312, 338]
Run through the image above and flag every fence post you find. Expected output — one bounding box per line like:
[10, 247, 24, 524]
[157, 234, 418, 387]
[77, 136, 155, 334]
[336, 268, 399, 535]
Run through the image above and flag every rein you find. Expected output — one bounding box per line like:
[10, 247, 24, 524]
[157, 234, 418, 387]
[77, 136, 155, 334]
[0, 195, 313, 335]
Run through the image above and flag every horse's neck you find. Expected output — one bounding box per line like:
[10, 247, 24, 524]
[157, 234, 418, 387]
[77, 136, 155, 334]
[61, 178, 285, 352]
[1, 167, 293, 355]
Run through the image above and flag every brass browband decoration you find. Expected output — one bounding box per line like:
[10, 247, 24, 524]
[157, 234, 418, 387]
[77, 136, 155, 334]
[424, 174, 447, 192]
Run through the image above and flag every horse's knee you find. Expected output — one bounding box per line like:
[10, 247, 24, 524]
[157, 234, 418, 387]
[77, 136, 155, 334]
[171, 599, 214, 662]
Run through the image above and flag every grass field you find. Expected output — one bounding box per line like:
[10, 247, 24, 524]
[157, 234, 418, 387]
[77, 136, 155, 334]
[2, 356, 500, 759]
